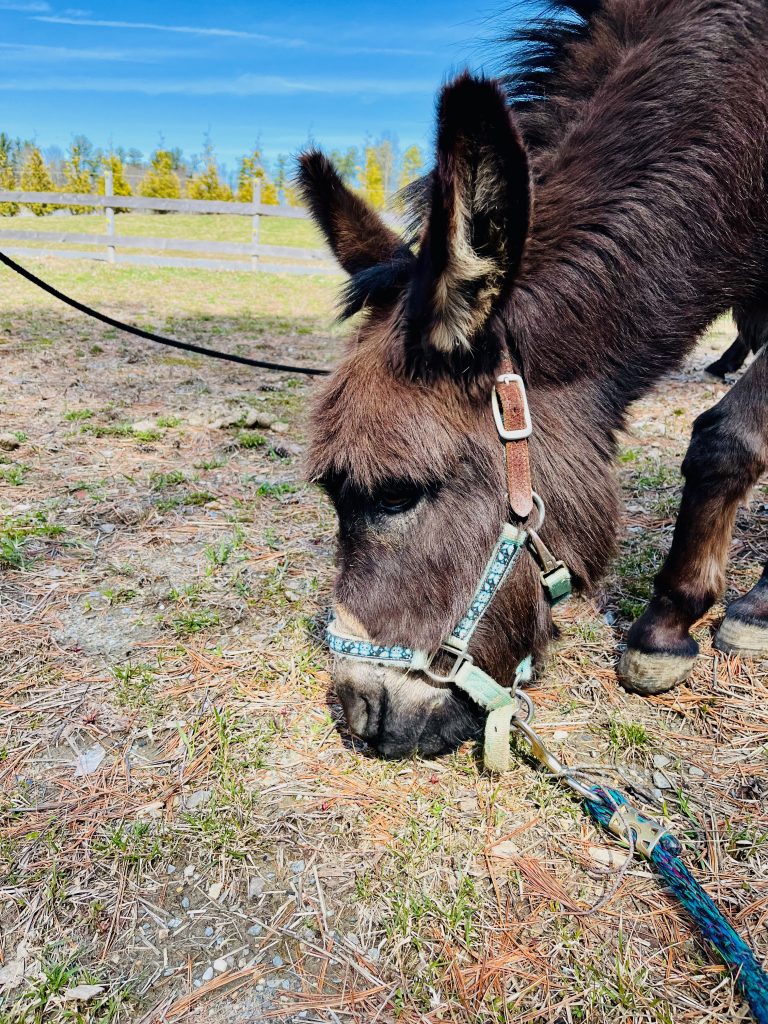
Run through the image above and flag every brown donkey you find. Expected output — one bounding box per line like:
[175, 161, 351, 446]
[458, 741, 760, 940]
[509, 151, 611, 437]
[299, 0, 768, 758]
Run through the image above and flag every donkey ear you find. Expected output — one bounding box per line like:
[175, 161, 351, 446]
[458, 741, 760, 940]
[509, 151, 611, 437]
[297, 150, 405, 276]
[408, 74, 531, 354]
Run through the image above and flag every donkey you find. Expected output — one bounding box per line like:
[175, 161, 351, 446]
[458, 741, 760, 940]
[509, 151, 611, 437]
[706, 304, 768, 380]
[298, 0, 768, 759]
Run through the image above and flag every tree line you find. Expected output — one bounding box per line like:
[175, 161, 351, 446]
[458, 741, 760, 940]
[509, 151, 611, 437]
[0, 133, 424, 216]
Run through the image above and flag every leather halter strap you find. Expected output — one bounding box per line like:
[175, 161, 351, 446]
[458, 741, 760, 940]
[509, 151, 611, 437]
[493, 354, 534, 521]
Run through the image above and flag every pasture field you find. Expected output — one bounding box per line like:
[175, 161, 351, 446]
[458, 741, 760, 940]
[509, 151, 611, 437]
[0, 213, 325, 263]
[0, 258, 766, 1024]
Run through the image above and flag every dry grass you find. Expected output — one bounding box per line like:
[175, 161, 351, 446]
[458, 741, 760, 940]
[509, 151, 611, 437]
[0, 261, 766, 1024]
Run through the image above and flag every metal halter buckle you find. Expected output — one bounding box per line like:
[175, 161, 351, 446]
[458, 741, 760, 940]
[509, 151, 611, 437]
[423, 644, 473, 684]
[492, 373, 533, 441]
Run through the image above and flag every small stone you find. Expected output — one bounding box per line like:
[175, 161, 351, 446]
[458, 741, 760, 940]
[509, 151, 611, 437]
[213, 958, 228, 973]
[167, 865, 176, 875]
[201, 967, 214, 983]
[553, 730, 568, 743]
[270, 421, 290, 433]
[272, 954, 283, 968]
[208, 881, 223, 900]
[689, 765, 705, 778]
[247, 877, 264, 899]
[168, 917, 182, 929]
[652, 754, 671, 770]
[290, 860, 305, 874]
[96, 523, 116, 535]
[589, 846, 627, 869]
[204, 926, 214, 937]
[652, 788, 664, 802]
[132, 419, 156, 432]
[184, 865, 195, 878]
[281, 980, 290, 990]
[367, 948, 380, 962]
[247, 924, 262, 937]
[653, 771, 672, 790]
[492, 840, 520, 859]
[185, 790, 212, 810]
[0, 433, 20, 451]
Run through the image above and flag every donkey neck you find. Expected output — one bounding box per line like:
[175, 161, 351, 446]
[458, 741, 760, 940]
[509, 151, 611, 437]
[508, 0, 768, 414]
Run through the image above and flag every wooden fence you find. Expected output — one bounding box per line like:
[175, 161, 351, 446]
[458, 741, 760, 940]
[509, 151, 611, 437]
[0, 175, 343, 275]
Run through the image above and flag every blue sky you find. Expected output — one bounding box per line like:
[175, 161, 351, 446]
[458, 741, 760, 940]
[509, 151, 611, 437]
[0, 0, 520, 170]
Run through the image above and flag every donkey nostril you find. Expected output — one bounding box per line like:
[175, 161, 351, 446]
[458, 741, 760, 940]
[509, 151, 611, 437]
[339, 689, 378, 740]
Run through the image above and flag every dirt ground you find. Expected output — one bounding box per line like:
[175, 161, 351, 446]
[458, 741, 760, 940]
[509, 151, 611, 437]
[0, 260, 766, 1024]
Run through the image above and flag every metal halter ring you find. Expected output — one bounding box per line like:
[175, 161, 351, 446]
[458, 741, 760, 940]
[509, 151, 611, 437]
[527, 491, 546, 532]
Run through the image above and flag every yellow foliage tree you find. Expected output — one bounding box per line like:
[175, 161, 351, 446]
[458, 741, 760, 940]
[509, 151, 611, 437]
[97, 154, 132, 197]
[187, 156, 232, 202]
[236, 151, 279, 205]
[62, 140, 93, 213]
[361, 146, 385, 209]
[20, 146, 56, 216]
[399, 145, 424, 190]
[139, 150, 181, 200]
[0, 148, 18, 217]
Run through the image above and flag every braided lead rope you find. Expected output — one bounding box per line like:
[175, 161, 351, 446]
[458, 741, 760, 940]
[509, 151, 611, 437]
[586, 786, 768, 1024]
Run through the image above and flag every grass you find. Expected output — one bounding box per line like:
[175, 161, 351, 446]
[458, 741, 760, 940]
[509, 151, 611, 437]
[11, 210, 324, 248]
[0, 510, 65, 568]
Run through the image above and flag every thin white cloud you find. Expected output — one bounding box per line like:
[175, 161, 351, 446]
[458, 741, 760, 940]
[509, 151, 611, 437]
[33, 15, 434, 56]
[33, 16, 307, 47]
[0, 1, 50, 9]
[0, 41, 189, 62]
[0, 73, 435, 96]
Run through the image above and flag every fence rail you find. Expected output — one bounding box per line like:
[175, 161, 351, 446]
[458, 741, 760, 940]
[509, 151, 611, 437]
[0, 180, 343, 275]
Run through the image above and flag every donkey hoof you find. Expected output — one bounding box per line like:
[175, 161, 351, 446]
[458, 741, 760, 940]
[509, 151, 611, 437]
[714, 615, 768, 658]
[617, 647, 696, 695]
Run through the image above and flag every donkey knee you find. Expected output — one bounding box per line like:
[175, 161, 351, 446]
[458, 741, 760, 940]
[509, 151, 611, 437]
[683, 405, 765, 496]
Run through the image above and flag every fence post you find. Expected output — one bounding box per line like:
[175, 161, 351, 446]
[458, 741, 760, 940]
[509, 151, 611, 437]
[104, 169, 115, 265]
[251, 177, 261, 272]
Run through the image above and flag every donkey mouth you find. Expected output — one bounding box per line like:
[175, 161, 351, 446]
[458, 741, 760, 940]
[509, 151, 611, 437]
[332, 659, 483, 759]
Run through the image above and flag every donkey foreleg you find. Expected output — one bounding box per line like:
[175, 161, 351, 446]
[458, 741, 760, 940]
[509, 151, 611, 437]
[619, 347, 768, 694]
[705, 302, 768, 379]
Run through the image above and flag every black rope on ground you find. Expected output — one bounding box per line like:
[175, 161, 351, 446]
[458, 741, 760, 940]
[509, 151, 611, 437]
[0, 251, 331, 377]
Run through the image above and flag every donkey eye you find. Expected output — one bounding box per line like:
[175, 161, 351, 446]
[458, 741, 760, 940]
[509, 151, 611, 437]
[376, 485, 421, 515]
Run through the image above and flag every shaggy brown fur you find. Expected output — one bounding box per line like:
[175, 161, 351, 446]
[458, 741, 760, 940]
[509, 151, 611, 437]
[300, 0, 768, 756]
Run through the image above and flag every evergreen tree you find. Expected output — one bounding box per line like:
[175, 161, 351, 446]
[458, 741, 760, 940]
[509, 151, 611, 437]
[330, 147, 358, 185]
[0, 134, 18, 216]
[20, 146, 56, 215]
[62, 139, 93, 213]
[186, 140, 232, 202]
[139, 149, 182, 200]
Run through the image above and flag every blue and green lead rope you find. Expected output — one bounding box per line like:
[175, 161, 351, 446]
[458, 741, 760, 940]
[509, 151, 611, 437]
[586, 787, 768, 1024]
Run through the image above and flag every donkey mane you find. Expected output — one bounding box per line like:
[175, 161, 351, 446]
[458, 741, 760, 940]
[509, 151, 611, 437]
[339, 0, 610, 320]
[503, 0, 604, 150]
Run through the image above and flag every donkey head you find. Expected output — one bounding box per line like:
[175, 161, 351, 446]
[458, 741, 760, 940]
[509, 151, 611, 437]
[300, 75, 554, 759]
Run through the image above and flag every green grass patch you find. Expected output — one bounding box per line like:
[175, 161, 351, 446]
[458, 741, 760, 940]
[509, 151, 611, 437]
[171, 609, 220, 636]
[0, 510, 65, 569]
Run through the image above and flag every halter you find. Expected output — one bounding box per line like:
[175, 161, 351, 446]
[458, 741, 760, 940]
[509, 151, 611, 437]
[325, 355, 573, 770]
